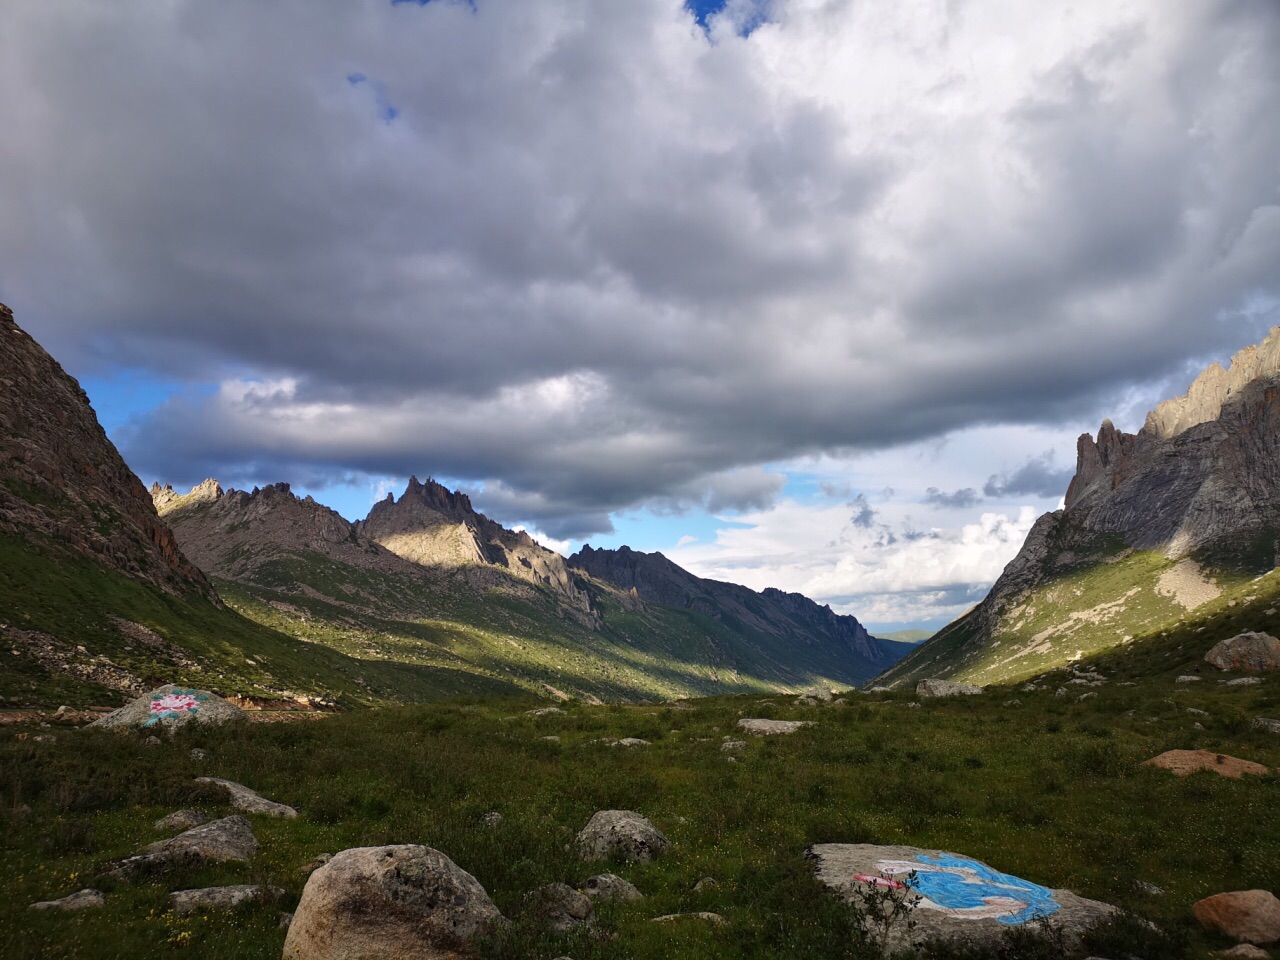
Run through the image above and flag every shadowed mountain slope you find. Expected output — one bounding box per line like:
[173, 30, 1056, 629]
[0, 303, 500, 709]
[878, 327, 1280, 688]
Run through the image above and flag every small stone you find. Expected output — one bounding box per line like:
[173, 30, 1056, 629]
[1077, 692, 1098, 701]
[1176, 675, 1202, 683]
[482, 812, 504, 828]
[278, 912, 294, 930]
[916, 679, 984, 698]
[1136, 880, 1165, 895]
[1213, 945, 1271, 958]
[170, 884, 283, 915]
[541, 736, 561, 742]
[30, 889, 105, 912]
[1003, 699, 1022, 707]
[526, 707, 566, 717]
[614, 738, 650, 747]
[720, 740, 747, 752]
[195, 777, 298, 819]
[1055, 687, 1068, 698]
[737, 719, 813, 736]
[299, 853, 333, 875]
[1186, 707, 1209, 716]
[524, 883, 594, 932]
[143, 735, 161, 746]
[189, 748, 207, 761]
[580, 874, 642, 902]
[693, 877, 719, 892]
[1227, 677, 1264, 687]
[1251, 718, 1280, 734]
[154, 809, 210, 832]
[652, 912, 727, 924]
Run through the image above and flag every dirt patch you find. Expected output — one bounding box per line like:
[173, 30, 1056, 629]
[1156, 560, 1220, 611]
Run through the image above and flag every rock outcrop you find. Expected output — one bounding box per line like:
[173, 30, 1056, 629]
[360, 476, 597, 624]
[194, 777, 298, 818]
[0, 303, 211, 595]
[916, 679, 984, 698]
[113, 816, 257, 875]
[877, 327, 1280, 688]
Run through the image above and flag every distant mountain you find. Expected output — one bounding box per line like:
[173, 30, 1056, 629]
[568, 544, 906, 680]
[873, 629, 933, 644]
[0, 303, 454, 710]
[157, 479, 904, 699]
[877, 328, 1280, 688]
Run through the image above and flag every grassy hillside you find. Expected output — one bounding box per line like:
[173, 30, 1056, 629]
[876, 532, 1280, 688]
[3, 676, 1277, 959]
[0, 532, 523, 709]
[207, 544, 886, 705]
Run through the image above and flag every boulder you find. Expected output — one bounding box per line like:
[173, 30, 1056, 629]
[283, 845, 505, 960]
[1205, 632, 1280, 673]
[1143, 750, 1269, 779]
[1227, 677, 1263, 687]
[114, 815, 257, 875]
[580, 874, 642, 903]
[917, 679, 984, 698]
[170, 884, 283, 915]
[1251, 718, 1280, 734]
[614, 738, 650, 748]
[195, 777, 298, 819]
[1193, 890, 1280, 945]
[807, 843, 1115, 954]
[154, 809, 210, 832]
[737, 719, 813, 736]
[576, 810, 669, 863]
[88, 684, 244, 731]
[29, 889, 105, 911]
[523, 883, 594, 932]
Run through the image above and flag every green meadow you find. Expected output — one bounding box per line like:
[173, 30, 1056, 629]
[3, 673, 1277, 960]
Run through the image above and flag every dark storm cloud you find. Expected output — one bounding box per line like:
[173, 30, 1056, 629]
[923, 487, 981, 510]
[984, 452, 1075, 500]
[2, 0, 1278, 536]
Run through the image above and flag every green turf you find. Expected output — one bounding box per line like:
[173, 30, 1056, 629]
[2, 675, 1276, 959]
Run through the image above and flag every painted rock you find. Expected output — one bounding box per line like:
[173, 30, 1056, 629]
[806, 844, 1115, 953]
[89, 684, 244, 731]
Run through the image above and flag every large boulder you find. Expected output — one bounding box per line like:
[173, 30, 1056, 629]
[1205, 632, 1280, 673]
[917, 679, 984, 698]
[113, 815, 256, 876]
[1194, 890, 1280, 945]
[576, 810, 669, 863]
[89, 684, 244, 731]
[195, 777, 298, 819]
[807, 843, 1115, 954]
[283, 845, 504, 960]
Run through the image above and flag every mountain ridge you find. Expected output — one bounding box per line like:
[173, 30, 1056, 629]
[876, 326, 1280, 688]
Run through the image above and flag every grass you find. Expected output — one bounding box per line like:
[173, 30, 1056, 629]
[2, 676, 1277, 959]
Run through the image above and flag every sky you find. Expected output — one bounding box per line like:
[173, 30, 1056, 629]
[2, 0, 1278, 632]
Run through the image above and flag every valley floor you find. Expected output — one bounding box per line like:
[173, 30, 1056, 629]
[2, 676, 1278, 959]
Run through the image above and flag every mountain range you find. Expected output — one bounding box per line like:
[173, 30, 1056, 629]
[0, 302, 904, 706]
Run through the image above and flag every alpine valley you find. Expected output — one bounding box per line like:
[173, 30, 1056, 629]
[0, 304, 907, 709]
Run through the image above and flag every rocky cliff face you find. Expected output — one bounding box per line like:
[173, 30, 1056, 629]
[877, 327, 1280, 688]
[569, 544, 899, 671]
[0, 303, 211, 596]
[358, 477, 596, 622]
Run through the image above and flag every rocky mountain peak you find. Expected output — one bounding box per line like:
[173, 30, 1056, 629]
[1144, 326, 1280, 440]
[0, 304, 212, 596]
